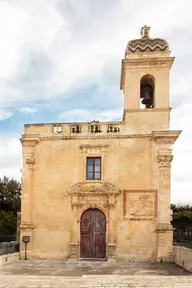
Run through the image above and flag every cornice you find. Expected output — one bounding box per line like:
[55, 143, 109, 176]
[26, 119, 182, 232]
[20, 137, 39, 147]
[122, 57, 174, 68]
[151, 130, 182, 145]
[21, 131, 181, 142]
[23, 134, 151, 140]
[124, 107, 171, 113]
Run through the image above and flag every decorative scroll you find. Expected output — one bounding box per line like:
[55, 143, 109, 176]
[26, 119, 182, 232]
[123, 190, 157, 220]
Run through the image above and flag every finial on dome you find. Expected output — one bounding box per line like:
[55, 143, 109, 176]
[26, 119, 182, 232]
[140, 25, 150, 39]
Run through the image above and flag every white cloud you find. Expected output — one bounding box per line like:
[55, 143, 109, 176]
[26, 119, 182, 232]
[58, 108, 122, 122]
[0, 137, 21, 180]
[0, 110, 13, 120]
[18, 107, 38, 114]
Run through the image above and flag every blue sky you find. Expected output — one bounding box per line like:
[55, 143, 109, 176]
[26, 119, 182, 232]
[0, 0, 192, 204]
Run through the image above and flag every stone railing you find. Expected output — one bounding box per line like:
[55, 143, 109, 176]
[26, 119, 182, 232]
[24, 121, 124, 136]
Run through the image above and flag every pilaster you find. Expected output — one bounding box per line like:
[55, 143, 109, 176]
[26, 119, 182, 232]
[107, 202, 117, 261]
[150, 131, 181, 262]
[20, 138, 39, 259]
[156, 149, 174, 262]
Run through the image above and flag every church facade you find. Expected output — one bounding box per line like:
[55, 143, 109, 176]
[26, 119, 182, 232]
[20, 26, 181, 262]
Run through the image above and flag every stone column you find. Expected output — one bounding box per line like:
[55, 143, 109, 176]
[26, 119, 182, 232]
[107, 195, 116, 261]
[156, 149, 174, 262]
[69, 196, 79, 260]
[20, 139, 39, 259]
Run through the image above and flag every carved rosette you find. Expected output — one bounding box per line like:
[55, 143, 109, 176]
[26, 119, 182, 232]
[157, 155, 173, 167]
[26, 157, 35, 170]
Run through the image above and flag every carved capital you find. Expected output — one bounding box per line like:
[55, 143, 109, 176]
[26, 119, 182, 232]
[108, 203, 115, 209]
[72, 202, 83, 209]
[157, 155, 173, 167]
[26, 157, 35, 169]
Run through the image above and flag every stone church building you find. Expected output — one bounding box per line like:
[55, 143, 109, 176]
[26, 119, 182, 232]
[20, 26, 181, 262]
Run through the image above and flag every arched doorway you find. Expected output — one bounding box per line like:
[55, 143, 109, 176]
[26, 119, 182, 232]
[80, 208, 106, 259]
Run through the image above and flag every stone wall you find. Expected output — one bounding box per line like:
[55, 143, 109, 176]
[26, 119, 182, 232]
[174, 246, 192, 272]
[0, 241, 20, 256]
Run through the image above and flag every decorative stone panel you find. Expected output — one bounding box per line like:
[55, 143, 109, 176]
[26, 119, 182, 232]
[123, 190, 157, 220]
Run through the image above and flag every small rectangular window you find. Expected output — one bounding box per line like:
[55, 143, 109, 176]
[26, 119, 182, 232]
[86, 157, 101, 180]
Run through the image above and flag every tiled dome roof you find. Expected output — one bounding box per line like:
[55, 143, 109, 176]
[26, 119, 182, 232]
[125, 26, 169, 55]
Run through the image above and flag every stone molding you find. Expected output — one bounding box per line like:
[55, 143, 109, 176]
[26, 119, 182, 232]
[124, 107, 171, 113]
[156, 223, 173, 232]
[20, 222, 34, 230]
[79, 144, 108, 154]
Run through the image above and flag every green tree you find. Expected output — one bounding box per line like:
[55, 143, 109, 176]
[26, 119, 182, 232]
[171, 204, 192, 222]
[0, 211, 17, 234]
[0, 176, 21, 214]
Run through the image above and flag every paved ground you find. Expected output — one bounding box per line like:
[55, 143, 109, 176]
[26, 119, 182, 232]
[0, 260, 192, 287]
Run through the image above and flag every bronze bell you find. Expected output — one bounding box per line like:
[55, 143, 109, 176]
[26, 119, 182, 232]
[141, 84, 153, 108]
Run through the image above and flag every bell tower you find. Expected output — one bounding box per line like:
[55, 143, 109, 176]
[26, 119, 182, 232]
[120, 26, 182, 262]
[120, 26, 174, 133]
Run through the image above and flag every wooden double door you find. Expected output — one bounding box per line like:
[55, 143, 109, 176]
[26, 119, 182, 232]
[80, 208, 106, 259]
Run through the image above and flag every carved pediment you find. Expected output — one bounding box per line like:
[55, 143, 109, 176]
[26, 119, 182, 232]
[67, 181, 121, 196]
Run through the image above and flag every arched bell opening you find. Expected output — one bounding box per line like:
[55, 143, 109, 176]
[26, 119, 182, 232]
[140, 74, 155, 109]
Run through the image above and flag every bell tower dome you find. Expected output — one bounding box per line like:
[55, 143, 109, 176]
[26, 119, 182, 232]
[120, 26, 174, 133]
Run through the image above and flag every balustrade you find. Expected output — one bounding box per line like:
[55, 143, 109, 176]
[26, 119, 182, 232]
[25, 122, 123, 136]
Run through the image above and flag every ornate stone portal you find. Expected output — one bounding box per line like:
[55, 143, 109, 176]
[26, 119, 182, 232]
[67, 182, 121, 260]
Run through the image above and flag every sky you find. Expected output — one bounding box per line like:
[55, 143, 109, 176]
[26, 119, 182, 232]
[0, 0, 192, 204]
